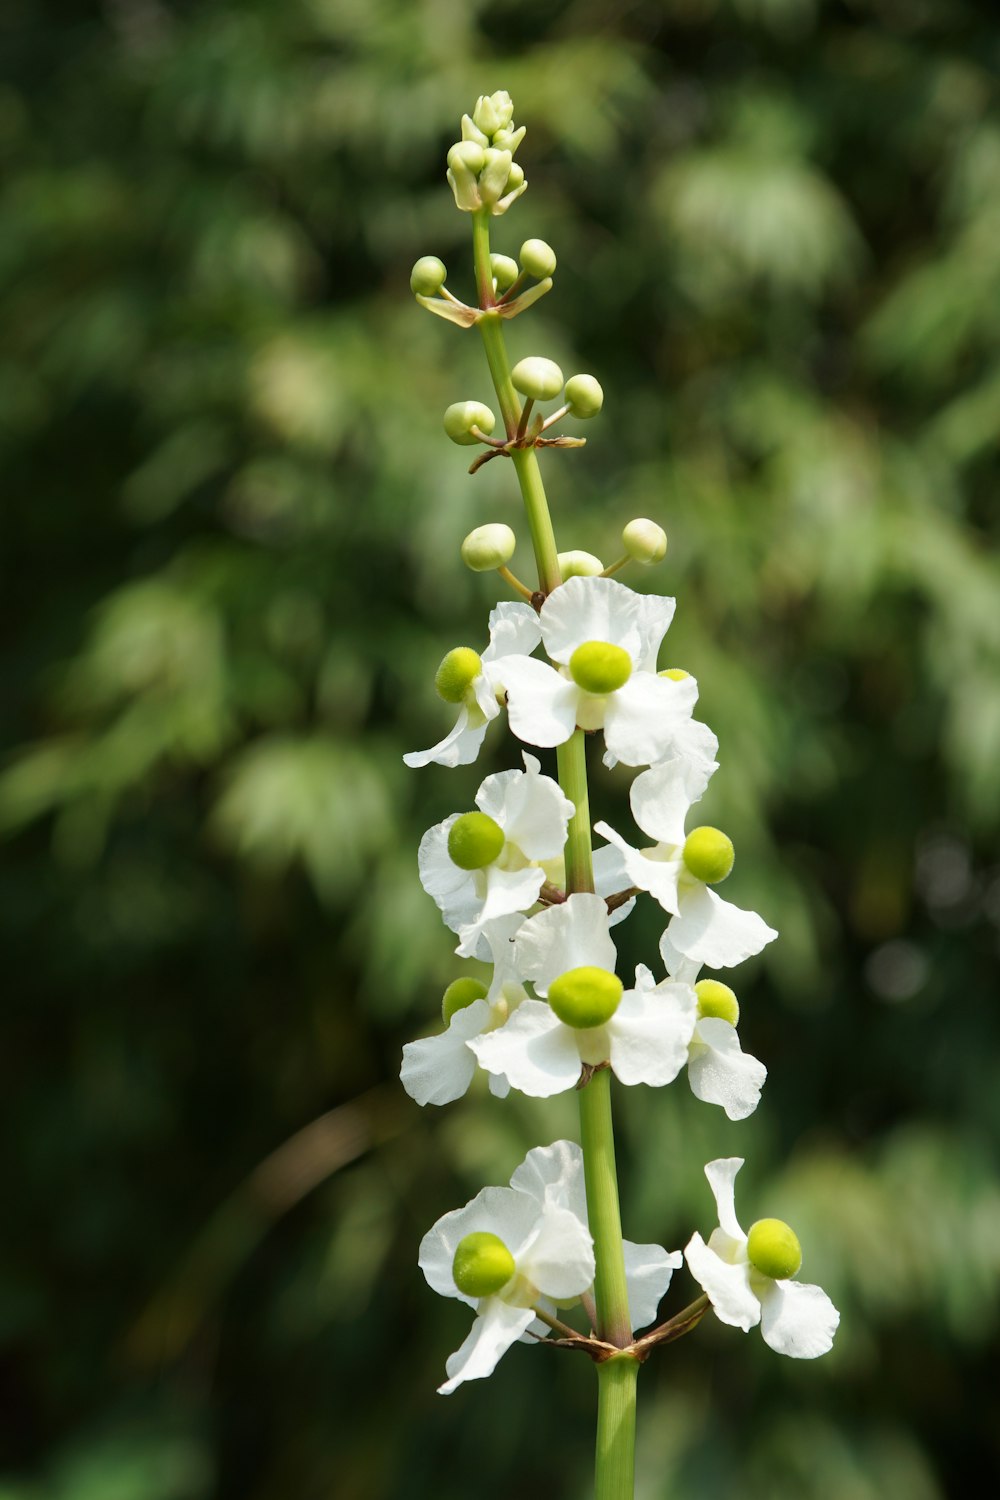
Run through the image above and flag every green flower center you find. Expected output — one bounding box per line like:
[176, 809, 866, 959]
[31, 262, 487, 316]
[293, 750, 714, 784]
[682, 826, 735, 885]
[548, 966, 623, 1029]
[442, 977, 489, 1024]
[435, 647, 483, 704]
[659, 667, 690, 682]
[447, 812, 505, 870]
[452, 1231, 516, 1297]
[695, 979, 740, 1025]
[746, 1218, 802, 1281]
[569, 641, 632, 695]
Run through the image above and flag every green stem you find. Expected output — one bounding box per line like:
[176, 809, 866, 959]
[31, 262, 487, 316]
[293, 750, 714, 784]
[557, 730, 594, 895]
[595, 1355, 639, 1500]
[578, 1068, 632, 1349]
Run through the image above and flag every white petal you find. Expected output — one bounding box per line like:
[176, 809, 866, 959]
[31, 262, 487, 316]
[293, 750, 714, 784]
[438, 1299, 536, 1394]
[509, 1139, 588, 1222]
[418, 818, 479, 932]
[469, 1000, 583, 1097]
[703, 1158, 747, 1244]
[419, 1184, 546, 1303]
[400, 998, 491, 1107]
[471, 670, 503, 722]
[500, 656, 580, 747]
[757, 1277, 840, 1359]
[688, 1018, 767, 1121]
[658, 929, 702, 984]
[540, 575, 645, 664]
[476, 759, 573, 860]
[593, 840, 636, 926]
[608, 983, 698, 1087]
[514, 893, 617, 993]
[684, 1232, 761, 1332]
[629, 752, 718, 846]
[623, 1241, 683, 1332]
[593, 820, 684, 916]
[482, 601, 542, 662]
[404, 705, 491, 770]
[520, 1204, 595, 1300]
[633, 592, 677, 671]
[603, 673, 699, 767]
[480, 913, 527, 999]
[669, 884, 778, 969]
[455, 864, 546, 957]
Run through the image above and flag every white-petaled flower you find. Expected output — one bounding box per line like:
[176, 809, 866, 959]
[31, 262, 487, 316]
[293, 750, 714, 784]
[404, 603, 542, 769]
[499, 576, 702, 766]
[418, 753, 574, 957]
[469, 893, 697, 1097]
[510, 1139, 682, 1332]
[684, 1158, 839, 1359]
[400, 916, 526, 1106]
[419, 1149, 595, 1394]
[634, 961, 766, 1121]
[594, 751, 777, 969]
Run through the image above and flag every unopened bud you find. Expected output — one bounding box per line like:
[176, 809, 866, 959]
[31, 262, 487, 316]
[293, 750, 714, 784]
[442, 976, 489, 1024]
[695, 979, 740, 1026]
[460, 113, 489, 149]
[448, 139, 485, 176]
[479, 148, 513, 206]
[410, 256, 447, 297]
[548, 966, 623, 1028]
[682, 827, 735, 885]
[569, 641, 632, 695]
[461, 523, 516, 572]
[559, 549, 604, 579]
[490, 253, 520, 291]
[493, 124, 526, 155]
[520, 238, 557, 278]
[565, 374, 603, 419]
[448, 812, 505, 870]
[447, 141, 485, 211]
[453, 1230, 516, 1297]
[511, 356, 564, 402]
[473, 91, 514, 138]
[444, 400, 497, 446]
[435, 647, 483, 704]
[622, 518, 667, 564]
[747, 1219, 802, 1281]
[504, 162, 525, 193]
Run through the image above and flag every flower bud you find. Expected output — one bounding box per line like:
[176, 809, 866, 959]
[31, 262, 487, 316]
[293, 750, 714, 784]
[558, 549, 605, 579]
[473, 91, 514, 138]
[460, 113, 489, 148]
[448, 139, 485, 176]
[747, 1219, 802, 1281]
[569, 641, 632, 695]
[564, 374, 603, 419]
[622, 518, 667, 564]
[659, 668, 690, 681]
[511, 356, 564, 402]
[448, 812, 505, 870]
[461, 523, 516, 572]
[490, 253, 520, 291]
[695, 979, 740, 1026]
[444, 400, 497, 446]
[548, 966, 623, 1028]
[493, 124, 526, 155]
[410, 256, 447, 297]
[447, 141, 485, 211]
[682, 827, 735, 885]
[442, 976, 489, 1024]
[520, 238, 557, 278]
[453, 1230, 516, 1297]
[435, 647, 483, 704]
[479, 148, 513, 206]
[504, 162, 525, 193]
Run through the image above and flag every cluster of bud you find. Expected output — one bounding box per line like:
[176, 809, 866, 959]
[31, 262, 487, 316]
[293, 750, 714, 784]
[447, 92, 527, 217]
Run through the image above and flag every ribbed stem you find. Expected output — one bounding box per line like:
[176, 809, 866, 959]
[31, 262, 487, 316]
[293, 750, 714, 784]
[579, 1069, 632, 1349]
[595, 1355, 640, 1500]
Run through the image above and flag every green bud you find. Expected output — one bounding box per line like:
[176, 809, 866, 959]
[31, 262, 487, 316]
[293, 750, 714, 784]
[492, 124, 526, 155]
[460, 113, 489, 148]
[548, 966, 623, 1028]
[558, 549, 605, 579]
[490, 253, 520, 291]
[569, 640, 632, 695]
[461, 523, 516, 572]
[504, 162, 525, 193]
[447, 141, 485, 212]
[479, 148, 513, 206]
[448, 812, 505, 870]
[410, 256, 447, 297]
[511, 356, 564, 402]
[473, 91, 514, 138]
[520, 238, 557, 278]
[682, 826, 735, 885]
[622, 518, 667, 564]
[448, 139, 485, 176]
[695, 979, 740, 1026]
[444, 400, 497, 446]
[435, 647, 483, 704]
[453, 1230, 516, 1297]
[659, 667, 690, 681]
[564, 373, 604, 419]
[442, 976, 489, 1024]
[747, 1219, 802, 1281]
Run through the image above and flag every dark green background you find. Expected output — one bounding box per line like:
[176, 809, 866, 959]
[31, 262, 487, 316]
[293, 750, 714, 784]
[2, 1, 999, 1496]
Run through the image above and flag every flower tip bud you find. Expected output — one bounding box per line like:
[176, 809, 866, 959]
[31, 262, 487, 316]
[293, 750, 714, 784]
[695, 979, 740, 1026]
[569, 640, 632, 695]
[622, 518, 667, 564]
[472, 91, 514, 139]
[558, 549, 605, 579]
[548, 965, 623, 1029]
[682, 826, 735, 885]
[453, 1230, 516, 1298]
[747, 1219, 802, 1281]
[564, 374, 604, 419]
[410, 255, 447, 297]
[447, 812, 505, 871]
[444, 400, 497, 446]
[461, 523, 516, 572]
[510, 356, 564, 403]
[435, 647, 483, 704]
[490, 253, 520, 291]
[520, 238, 557, 279]
[442, 976, 489, 1024]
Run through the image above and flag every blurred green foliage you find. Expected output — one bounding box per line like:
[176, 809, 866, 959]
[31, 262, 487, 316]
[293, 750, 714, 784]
[2, 0, 999, 1496]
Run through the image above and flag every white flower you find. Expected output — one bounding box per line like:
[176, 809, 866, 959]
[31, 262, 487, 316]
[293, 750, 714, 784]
[594, 751, 777, 969]
[684, 1158, 839, 1359]
[469, 893, 697, 1097]
[499, 576, 702, 766]
[418, 753, 574, 957]
[404, 602, 542, 769]
[510, 1139, 683, 1332]
[419, 1147, 596, 1394]
[400, 915, 526, 1106]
